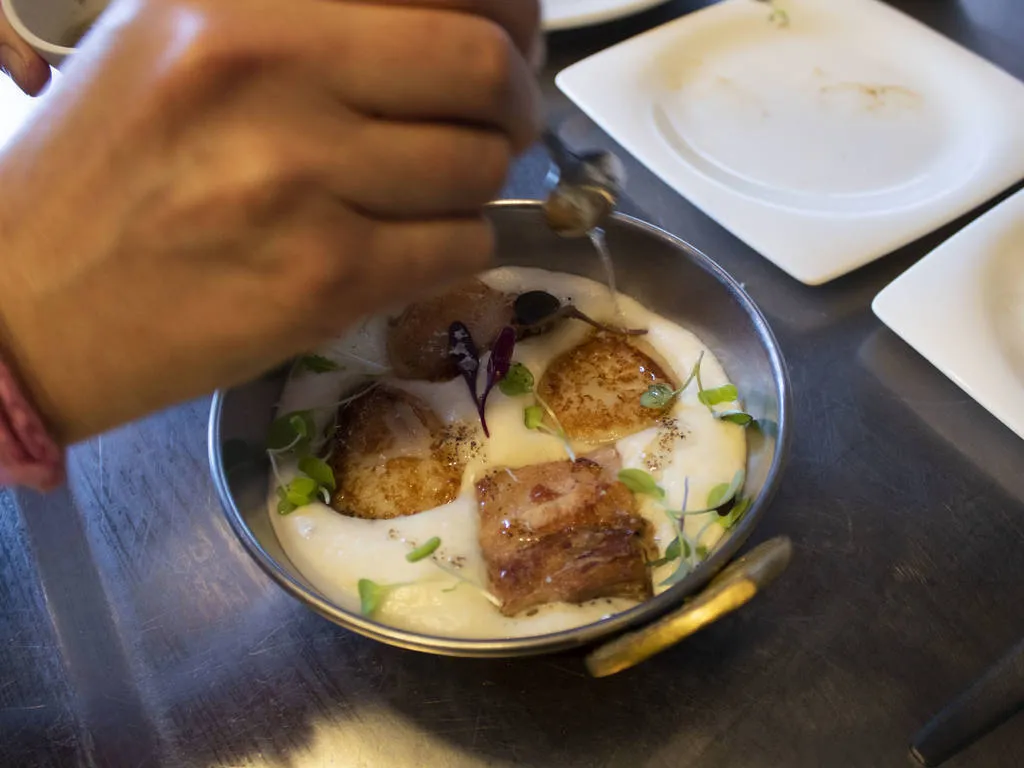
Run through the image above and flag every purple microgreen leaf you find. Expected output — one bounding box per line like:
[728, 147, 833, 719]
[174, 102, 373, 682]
[448, 320, 481, 418]
[478, 326, 516, 437]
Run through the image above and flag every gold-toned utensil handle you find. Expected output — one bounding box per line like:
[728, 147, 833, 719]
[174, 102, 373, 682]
[585, 537, 793, 678]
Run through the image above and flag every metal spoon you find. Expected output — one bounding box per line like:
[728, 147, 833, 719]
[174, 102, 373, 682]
[541, 129, 627, 238]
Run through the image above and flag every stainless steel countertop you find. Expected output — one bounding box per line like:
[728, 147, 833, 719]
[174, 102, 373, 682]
[2, 1, 1023, 766]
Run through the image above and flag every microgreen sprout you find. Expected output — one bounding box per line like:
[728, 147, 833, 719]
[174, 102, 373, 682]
[296, 354, 340, 374]
[266, 409, 316, 453]
[523, 393, 576, 462]
[617, 468, 666, 500]
[448, 322, 519, 437]
[358, 579, 393, 617]
[640, 352, 704, 410]
[671, 469, 746, 517]
[716, 410, 756, 426]
[697, 384, 739, 407]
[406, 537, 442, 563]
[478, 326, 516, 435]
[274, 454, 337, 515]
[498, 362, 534, 397]
[659, 478, 693, 587]
[297, 456, 336, 491]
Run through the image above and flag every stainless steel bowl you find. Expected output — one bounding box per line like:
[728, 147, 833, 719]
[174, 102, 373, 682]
[209, 201, 792, 675]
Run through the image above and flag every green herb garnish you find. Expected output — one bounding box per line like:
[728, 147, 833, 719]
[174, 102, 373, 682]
[267, 409, 316, 453]
[297, 354, 340, 373]
[715, 410, 755, 426]
[697, 384, 738, 407]
[706, 469, 745, 510]
[659, 479, 692, 587]
[498, 362, 535, 396]
[639, 383, 676, 409]
[524, 404, 545, 430]
[406, 537, 441, 563]
[720, 497, 752, 530]
[640, 352, 704, 410]
[276, 476, 324, 514]
[523, 395, 576, 461]
[648, 536, 689, 568]
[617, 468, 666, 500]
[298, 456, 336, 491]
[358, 579, 391, 616]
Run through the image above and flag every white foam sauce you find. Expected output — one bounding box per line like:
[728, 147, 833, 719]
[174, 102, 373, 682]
[269, 267, 747, 639]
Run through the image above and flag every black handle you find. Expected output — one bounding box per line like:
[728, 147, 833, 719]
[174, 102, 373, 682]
[910, 636, 1024, 766]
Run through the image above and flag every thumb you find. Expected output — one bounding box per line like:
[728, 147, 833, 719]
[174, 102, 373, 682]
[0, 14, 51, 96]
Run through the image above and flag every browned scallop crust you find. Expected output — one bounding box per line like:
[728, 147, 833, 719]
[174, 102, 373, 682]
[386, 279, 515, 381]
[329, 387, 465, 519]
[475, 448, 652, 616]
[537, 332, 675, 444]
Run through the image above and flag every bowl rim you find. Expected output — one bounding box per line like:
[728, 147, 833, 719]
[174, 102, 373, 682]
[208, 199, 792, 657]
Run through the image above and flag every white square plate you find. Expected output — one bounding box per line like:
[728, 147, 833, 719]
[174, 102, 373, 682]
[555, 0, 1024, 285]
[872, 186, 1024, 442]
[543, 0, 672, 31]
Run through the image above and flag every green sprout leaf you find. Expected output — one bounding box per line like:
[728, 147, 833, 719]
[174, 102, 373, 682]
[284, 476, 319, 507]
[648, 536, 689, 568]
[659, 557, 691, 587]
[639, 383, 676, 409]
[696, 544, 709, 559]
[716, 410, 755, 426]
[524, 404, 545, 430]
[498, 362, 535, 397]
[617, 469, 666, 500]
[276, 486, 298, 516]
[298, 456, 336, 491]
[720, 497, 752, 530]
[697, 384, 738, 406]
[298, 354, 340, 373]
[267, 410, 316, 452]
[406, 537, 442, 563]
[707, 469, 746, 510]
[640, 352, 706, 410]
[659, 479, 692, 587]
[358, 579, 390, 617]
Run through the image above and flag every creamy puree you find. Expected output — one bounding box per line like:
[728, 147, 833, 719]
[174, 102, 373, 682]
[269, 267, 747, 639]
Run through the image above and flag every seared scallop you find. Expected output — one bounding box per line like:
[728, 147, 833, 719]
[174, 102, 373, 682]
[475, 447, 652, 616]
[386, 279, 515, 381]
[537, 332, 675, 444]
[328, 386, 467, 519]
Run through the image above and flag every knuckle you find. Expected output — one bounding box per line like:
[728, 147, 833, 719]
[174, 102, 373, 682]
[465, 19, 514, 101]
[475, 136, 513, 198]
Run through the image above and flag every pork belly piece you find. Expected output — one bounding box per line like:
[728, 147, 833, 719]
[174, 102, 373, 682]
[475, 447, 652, 616]
[328, 386, 468, 519]
[386, 279, 515, 381]
[537, 332, 675, 444]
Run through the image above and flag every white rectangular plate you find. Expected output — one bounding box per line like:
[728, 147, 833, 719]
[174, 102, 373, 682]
[543, 0, 672, 31]
[873, 186, 1024, 442]
[555, 0, 1024, 285]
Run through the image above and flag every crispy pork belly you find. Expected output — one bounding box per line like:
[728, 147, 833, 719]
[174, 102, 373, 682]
[386, 279, 515, 381]
[328, 387, 466, 519]
[475, 447, 652, 616]
[537, 332, 675, 444]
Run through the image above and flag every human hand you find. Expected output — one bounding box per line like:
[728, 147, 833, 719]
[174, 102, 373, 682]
[0, 0, 542, 445]
[0, 7, 51, 95]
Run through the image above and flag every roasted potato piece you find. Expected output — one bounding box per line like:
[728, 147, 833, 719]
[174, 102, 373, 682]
[475, 448, 652, 616]
[537, 332, 675, 444]
[386, 279, 515, 381]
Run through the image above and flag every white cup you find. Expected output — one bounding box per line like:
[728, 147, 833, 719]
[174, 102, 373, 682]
[1, 0, 109, 67]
